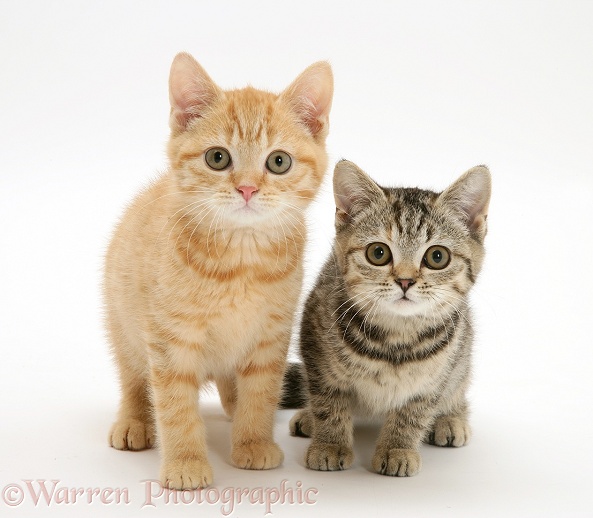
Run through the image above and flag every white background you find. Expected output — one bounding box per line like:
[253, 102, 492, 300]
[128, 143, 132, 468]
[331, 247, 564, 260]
[1, 1, 592, 516]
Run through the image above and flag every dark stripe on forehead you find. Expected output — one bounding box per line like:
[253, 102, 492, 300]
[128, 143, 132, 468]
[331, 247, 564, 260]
[390, 199, 404, 235]
[388, 188, 436, 238]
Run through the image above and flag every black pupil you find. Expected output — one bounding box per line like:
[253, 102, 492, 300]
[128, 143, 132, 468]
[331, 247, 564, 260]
[374, 247, 384, 260]
[214, 151, 223, 163]
[432, 250, 443, 263]
[275, 155, 283, 167]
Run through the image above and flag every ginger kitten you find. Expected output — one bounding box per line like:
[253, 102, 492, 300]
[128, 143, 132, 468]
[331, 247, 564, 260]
[104, 52, 333, 489]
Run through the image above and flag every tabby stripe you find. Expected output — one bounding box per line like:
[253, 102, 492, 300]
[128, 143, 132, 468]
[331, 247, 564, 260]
[338, 311, 461, 366]
[340, 327, 452, 365]
[460, 255, 476, 283]
[336, 304, 461, 350]
[334, 303, 388, 343]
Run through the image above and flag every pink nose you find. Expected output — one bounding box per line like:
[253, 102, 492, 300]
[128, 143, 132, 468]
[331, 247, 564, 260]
[237, 185, 258, 202]
[396, 278, 416, 293]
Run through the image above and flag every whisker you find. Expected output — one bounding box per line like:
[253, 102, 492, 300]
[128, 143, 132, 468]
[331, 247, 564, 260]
[182, 203, 217, 264]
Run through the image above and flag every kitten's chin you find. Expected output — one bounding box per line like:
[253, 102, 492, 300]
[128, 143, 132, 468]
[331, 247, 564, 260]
[387, 298, 427, 317]
[224, 206, 286, 230]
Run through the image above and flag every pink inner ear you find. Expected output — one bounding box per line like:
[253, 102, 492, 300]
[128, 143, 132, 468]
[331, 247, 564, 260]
[299, 106, 324, 135]
[169, 53, 219, 131]
[281, 62, 333, 136]
[442, 166, 491, 236]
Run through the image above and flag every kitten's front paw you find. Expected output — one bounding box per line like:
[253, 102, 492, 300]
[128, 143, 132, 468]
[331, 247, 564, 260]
[161, 458, 213, 490]
[232, 441, 284, 470]
[428, 416, 471, 447]
[289, 409, 312, 437]
[372, 448, 421, 477]
[305, 442, 353, 471]
[109, 418, 155, 451]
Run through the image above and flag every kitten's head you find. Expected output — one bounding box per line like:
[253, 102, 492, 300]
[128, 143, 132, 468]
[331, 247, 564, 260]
[166, 53, 333, 230]
[333, 160, 491, 319]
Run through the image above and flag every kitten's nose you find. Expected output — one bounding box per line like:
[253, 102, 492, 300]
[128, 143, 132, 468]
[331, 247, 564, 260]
[396, 278, 416, 293]
[237, 185, 258, 202]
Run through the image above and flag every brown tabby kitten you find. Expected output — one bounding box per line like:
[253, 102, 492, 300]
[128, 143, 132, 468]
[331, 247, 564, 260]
[285, 160, 491, 476]
[104, 53, 333, 489]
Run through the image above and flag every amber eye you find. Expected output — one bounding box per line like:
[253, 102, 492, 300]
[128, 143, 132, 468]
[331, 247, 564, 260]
[365, 242, 392, 266]
[423, 245, 451, 270]
[266, 150, 292, 174]
[205, 148, 232, 170]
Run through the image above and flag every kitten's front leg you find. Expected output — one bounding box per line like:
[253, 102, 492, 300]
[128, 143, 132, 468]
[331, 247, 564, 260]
[373, 395, 436, 477]
[230, 335, 288, 470]
[150, 346, 213, 490]
[305, 390, 354, 471]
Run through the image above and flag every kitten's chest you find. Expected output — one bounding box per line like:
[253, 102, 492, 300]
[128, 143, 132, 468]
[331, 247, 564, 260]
[158, 257, 301, 358]
[350, 358, 444, 415]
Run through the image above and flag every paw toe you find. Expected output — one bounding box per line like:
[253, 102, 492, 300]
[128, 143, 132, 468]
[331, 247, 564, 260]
[431, 417, 471, 447]
[109, 419, 154, 451]
[232, 442, 284, 470]
[372, 448, 421, 477]
[305, 442, 353, 471]
[161, 459, 213, 490]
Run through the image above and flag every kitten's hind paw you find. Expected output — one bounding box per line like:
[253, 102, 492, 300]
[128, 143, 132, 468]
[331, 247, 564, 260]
[232, 441, 284, 470]
[289, 409, 312, 437]
[109, 418, 155, 451]
[372, 448, 421, 477]
[428, 416, 471, 447]
[305, 442, 353, 471]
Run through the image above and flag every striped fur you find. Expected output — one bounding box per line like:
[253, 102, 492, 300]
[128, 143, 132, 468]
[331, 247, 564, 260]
[104, 53, 333, 489]
[288, 160, 491, 476]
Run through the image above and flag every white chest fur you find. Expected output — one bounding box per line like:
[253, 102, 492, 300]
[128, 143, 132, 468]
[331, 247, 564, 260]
[351, 357, 445, 416]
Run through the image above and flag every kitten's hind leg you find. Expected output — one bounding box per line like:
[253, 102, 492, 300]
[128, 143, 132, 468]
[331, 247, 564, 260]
[425, 392, 471, 447]
[427, 412, 471, 448]
[289, 408, 313, 437]
[215, 375, 237, 419]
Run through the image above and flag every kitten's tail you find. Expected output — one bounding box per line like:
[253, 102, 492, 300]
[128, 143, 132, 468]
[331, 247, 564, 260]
[279, 362, 308, 409]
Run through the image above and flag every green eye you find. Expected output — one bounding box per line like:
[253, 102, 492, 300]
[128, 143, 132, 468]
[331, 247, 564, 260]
[205, 148, 231, 170]
[266, 150, 292, 174]
[365, 242, 392, 266]
[423, 245, 451, 270]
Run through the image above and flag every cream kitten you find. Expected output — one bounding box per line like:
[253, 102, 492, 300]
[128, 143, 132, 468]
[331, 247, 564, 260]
[104, 52, 333, 489]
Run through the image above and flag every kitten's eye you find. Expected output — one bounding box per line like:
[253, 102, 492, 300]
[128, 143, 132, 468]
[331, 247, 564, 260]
[266, 151, 292, 174]
[423, 245, 451, 270]
[366, 242, 392, 266]
[205, 148, 232, 170]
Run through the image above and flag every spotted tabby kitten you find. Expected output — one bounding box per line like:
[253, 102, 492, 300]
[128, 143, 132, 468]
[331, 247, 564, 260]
[104, 53, 333, 489]
[286, 160, 491, 476]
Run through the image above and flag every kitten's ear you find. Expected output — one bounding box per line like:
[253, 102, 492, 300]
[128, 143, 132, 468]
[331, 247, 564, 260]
[438, 165, 492, 242]
[333, 160, 385, 227]
[169, 52, 222, 133]
[279, 61, 333, 138]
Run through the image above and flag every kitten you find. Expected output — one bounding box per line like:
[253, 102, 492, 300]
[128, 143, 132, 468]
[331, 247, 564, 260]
[104, 52, 333, 489]
[285, 160, 491, 476]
